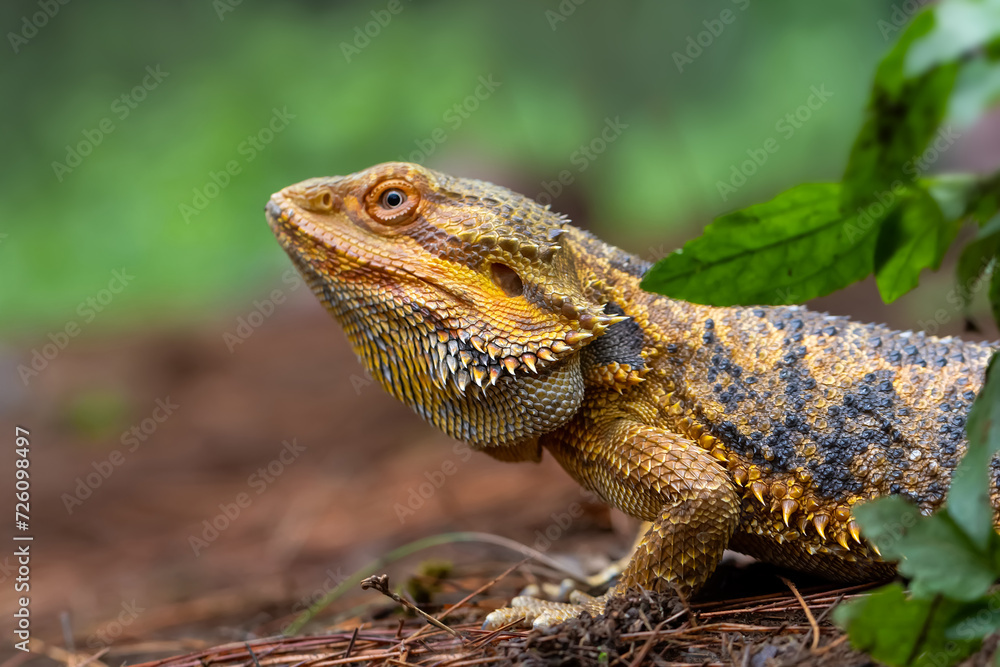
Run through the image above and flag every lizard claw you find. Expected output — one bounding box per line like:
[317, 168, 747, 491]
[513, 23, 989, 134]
[481, 591, 607, 630]
[519, 578, 578, 601]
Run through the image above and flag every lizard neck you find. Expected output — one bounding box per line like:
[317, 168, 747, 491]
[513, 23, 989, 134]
[563, 225, 710, 346]
[303, 266, 587, 451]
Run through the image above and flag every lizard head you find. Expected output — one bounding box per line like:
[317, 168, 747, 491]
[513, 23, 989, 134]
[266, 162, 624, 448]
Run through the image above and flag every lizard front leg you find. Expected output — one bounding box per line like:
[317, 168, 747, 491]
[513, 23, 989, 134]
[483, 418, 741, 628]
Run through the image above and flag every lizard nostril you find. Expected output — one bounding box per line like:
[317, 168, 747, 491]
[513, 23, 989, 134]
[302, 190, 338, 213]
[491, 263, 524, 298]
[277, 184, 339, 214]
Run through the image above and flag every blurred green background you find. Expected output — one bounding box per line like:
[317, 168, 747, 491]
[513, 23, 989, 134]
[1, 0, 916, 335]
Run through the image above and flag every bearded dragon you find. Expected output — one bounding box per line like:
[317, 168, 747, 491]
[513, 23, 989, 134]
[265, 162, 996, 628]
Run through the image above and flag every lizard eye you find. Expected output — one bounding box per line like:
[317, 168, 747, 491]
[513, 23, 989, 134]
[381, 189, 405, 208]
[366, 179, 419, 224]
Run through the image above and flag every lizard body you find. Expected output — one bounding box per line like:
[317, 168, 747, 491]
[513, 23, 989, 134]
[266, 162, 996, 625]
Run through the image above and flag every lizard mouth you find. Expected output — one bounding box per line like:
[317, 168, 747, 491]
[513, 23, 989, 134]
[265, 192, 353, 272]
[264, 196, 294, 253]
[265, 196, 298, 245]
[265, 194, 349, 296]
[264, 198, 284, 224]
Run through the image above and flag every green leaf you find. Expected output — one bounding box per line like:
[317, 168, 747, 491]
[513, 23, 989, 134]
[874, 189, 956, 302]
[640, 183, 884, 306]
[945, 590, 1000, 641]
[854, 496, 996, 601]
[926, 174, 981, 221]
[854, 495, 925, 560]
[973, 179, 1000, 225]
[834, 584, 981, 666]
[947, 56, 1000, 127]
[991, 265, 1000, 327]
[956, 215, 1000, 304]
[958, 215, 1000, 274]
[842, 10, 959, 211]
[906, 0, 1000, 77]
[954, 355, 1000, 543]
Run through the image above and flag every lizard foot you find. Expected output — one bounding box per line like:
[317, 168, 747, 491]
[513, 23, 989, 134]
[482, 590, 607, 630]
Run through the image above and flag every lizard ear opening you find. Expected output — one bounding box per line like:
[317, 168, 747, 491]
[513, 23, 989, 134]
[490, 263, 524, 298]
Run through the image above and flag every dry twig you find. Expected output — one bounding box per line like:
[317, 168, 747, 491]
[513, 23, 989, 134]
[361, 574, 466, 642]
[780, 577, 820, 652]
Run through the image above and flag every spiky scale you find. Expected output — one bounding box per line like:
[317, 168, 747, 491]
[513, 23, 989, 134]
[551, 341, 571, 354]
[521, 353, 538, 373]
[781, 499, 798, 527]
[813, 515, 830, 541]
[597, 314, 630, 327]
[836, 532, 851, 551]
[564, 331, 593, 345]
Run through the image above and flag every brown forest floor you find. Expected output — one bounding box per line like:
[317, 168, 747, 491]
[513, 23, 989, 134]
[1, 269, 998, 666]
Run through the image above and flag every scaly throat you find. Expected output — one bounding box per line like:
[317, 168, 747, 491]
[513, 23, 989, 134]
[304, 270, 587, 450]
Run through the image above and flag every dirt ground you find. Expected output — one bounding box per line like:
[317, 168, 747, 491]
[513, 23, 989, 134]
[1, 255, 997, 666]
